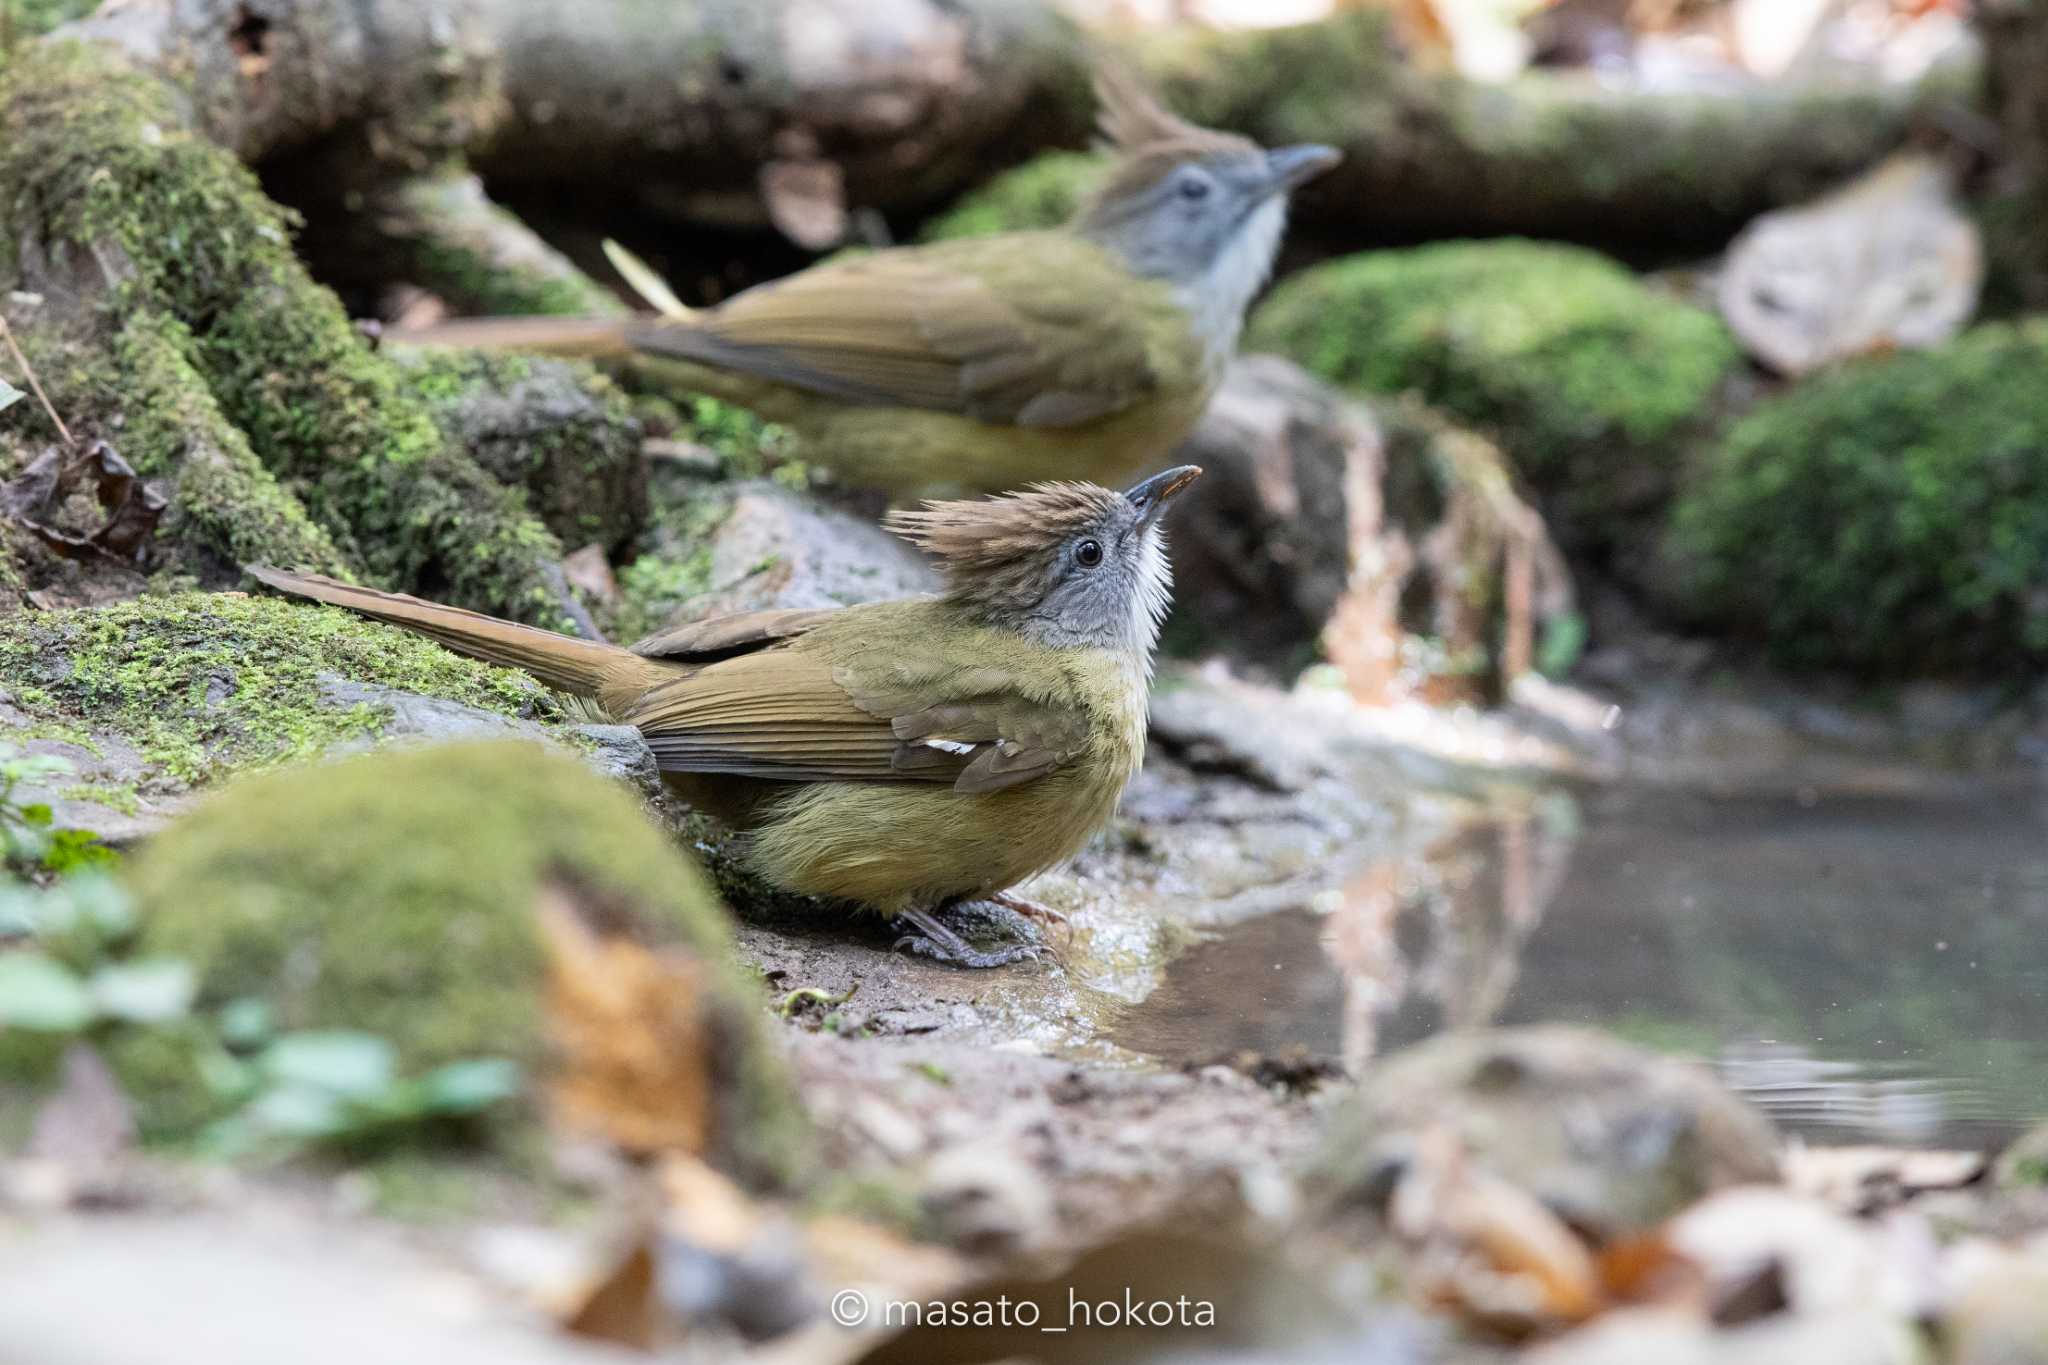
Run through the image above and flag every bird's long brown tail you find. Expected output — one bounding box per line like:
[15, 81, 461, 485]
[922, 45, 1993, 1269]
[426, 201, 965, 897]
[379, 315, 642, 359]
[247, 566, 626, 698]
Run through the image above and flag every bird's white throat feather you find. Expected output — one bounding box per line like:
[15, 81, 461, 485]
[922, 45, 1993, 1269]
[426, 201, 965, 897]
[1178, 197, 1288, 377]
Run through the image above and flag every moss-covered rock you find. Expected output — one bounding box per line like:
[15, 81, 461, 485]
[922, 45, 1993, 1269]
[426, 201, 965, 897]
[0, 41, 574, 625]
[1312, 1027, 1779, 1241]
[394, 348, 646, 555]
[0, 593, 548, 808]
[123, 741, 805, 1185]
[919, 151, 1104, 241]
[1248, 240, 1741, 539]
[1667, 321, 2048, 675]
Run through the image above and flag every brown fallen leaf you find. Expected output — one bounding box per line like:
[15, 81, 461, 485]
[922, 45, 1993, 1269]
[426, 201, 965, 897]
[0, 440, 166, 564]
[564, 1237, 659, 1351]
[1390, 1127, 1604, 1335]
[539, 880, 712, 1156]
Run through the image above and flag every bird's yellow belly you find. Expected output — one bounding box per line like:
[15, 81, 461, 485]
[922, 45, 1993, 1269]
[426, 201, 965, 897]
[742, 765, 1128, 914]
[633, 356, 1210, 498]
[808, 404, 1207, 499]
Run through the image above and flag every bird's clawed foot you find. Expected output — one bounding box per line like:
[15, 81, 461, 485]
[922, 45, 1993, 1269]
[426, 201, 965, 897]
[892, 904, 1043, 970]
[988, 890, 1068, 927]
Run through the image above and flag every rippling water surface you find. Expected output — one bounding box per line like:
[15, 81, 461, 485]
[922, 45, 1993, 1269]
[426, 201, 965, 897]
[1114, 784, 2048, 1148]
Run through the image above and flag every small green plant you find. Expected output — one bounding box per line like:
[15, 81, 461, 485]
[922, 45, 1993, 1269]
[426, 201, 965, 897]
[201, 1025, 521, 1157]
[0, 751, 117, 879]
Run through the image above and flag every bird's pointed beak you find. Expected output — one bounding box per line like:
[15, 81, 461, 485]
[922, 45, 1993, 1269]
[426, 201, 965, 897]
[1259, 143, 1341, 197]
[1125, 465, 1203, 528]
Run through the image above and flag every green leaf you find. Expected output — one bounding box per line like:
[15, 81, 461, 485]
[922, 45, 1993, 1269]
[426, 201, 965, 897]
[0, 952, 94, 1031]
[417, 1058, 521, 1114]
[59, 874, 136, 941]
[0, 378, 23, 413]
[217, 997, 273, 1050]
[89, 958, 196, 1022]
[260, 1031, 396, 1099]
[242, 1084, 350, 1139]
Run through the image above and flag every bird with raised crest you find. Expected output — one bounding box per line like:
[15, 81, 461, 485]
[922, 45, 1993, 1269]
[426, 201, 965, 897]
[249, 467, 1201, 967]
[396, 69, 1335, 497]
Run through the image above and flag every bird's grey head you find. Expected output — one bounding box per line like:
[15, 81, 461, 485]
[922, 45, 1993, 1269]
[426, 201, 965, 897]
[884, 467, 1203, 664]
[1073, 68, 1338, 362]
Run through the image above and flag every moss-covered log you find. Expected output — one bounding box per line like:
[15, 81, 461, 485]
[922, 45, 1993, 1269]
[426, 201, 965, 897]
[1132, 10, 1976, 250]
[278, 169, 629, 321]
[0, 40, 590, 625]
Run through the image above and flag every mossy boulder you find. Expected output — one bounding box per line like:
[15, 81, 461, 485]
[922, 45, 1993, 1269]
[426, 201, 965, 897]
[920, 151, 1104, 241]
[394, 348, 646, 555]
[1313, 1027, 1779, 1241]
[1248, 240, 1742, 541]
[1667, 321, 2048, 675]
[0, 593, 551, 830]
[122, 741, 805, 1185]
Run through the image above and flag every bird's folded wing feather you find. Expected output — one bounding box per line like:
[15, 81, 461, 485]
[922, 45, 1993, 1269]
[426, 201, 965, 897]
[622, 642, 1091, 792]
[630, 608, 840, 663]
[624, 235, 1173, 428]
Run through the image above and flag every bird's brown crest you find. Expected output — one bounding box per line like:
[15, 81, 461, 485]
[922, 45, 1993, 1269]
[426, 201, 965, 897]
[1087, 63, 1259, 207]
[885, 483, 1118, 603]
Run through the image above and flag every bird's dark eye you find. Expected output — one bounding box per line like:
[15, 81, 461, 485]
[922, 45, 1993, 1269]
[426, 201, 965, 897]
[1075, 539, 1103, 568]
[1177, 173, 1211, 202]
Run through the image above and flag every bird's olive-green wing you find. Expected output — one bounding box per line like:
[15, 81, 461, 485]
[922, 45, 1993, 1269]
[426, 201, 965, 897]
[625, 234, 1195, 428]
[620, 638, 1091, 792]
[629, 608, 840, 663]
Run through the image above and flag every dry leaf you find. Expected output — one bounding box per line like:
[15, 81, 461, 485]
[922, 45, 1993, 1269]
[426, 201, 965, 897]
[1390, 1127, 1604, 1333]
[564, 1237, 659, 1350]
[539, 881, 713, 1156]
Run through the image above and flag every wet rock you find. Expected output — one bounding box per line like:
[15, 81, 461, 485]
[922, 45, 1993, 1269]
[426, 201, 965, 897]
[1314, 1027, 1780, 1240]
[619, 477, 935, 637]
[1166, 356, 1360, 669]
[316, 677, 548, 747]
[1165, 357, 1573, 698]
[566, 723, 664, 805]
[393, 349, 647, 557]
[919, 1143, 1056, 1255]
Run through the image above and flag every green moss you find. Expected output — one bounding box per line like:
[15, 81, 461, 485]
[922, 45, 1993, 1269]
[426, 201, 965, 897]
[1248, 240, 1741, 530]
[102, 314, 351, 577]
[0, 42, 571, 623]
[920, 152, 1104, 241]
[393, 347, 645, 553]
[613, 480, 739, 640]
[1668, 321, 2048, 675]
[124, 742, 808, 1186]
[0, 593, 548, 785]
